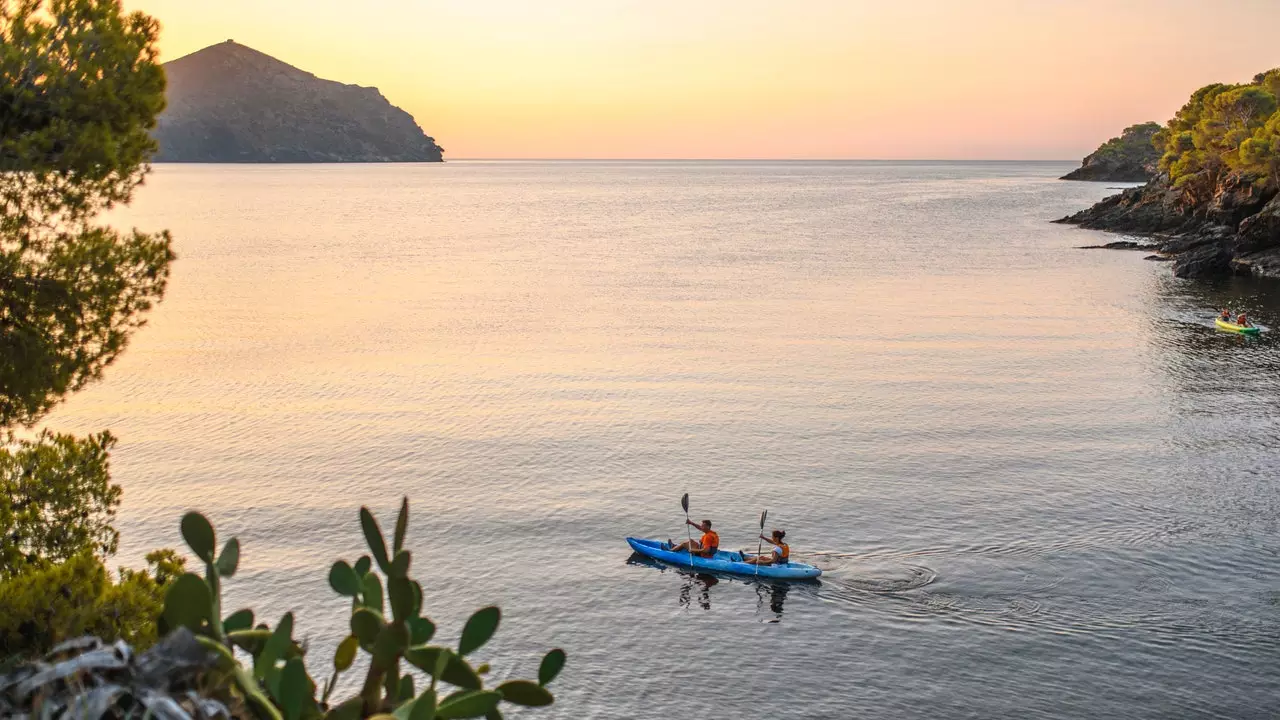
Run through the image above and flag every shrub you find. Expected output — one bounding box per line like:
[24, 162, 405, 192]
[0, 430, 123, 577]
[0, 549, 182, 660]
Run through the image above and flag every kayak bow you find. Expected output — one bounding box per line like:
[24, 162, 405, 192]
[625, 537, 822, 580]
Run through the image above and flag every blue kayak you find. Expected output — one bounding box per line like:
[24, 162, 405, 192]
[626, 537, 822, 580]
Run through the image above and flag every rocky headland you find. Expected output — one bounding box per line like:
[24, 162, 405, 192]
[153, 41, 443, 163]
[1058, 70, 1280, 279]
[1061, 122, 1161, 182]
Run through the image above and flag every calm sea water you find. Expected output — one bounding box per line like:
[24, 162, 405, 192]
[49, 161, 1280, 719]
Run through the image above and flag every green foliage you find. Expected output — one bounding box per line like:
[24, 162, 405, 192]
[0, 0, 173, 428]
[163, 572, 213, 632]
[0, 549, 181, 658]
[0, 430, 122, 576]
[457, 608, 499, 657]
[393, 498, 409, 553]
[330, 561, 362, 597]
[226, 608, 256, 633]
[0, 416, 186, 665]
[1254, 69, 1280, 101]
[1237, 108, 1280, 189]
[1088, 121, 1162, 165]
[434, 690, 501, 719]
[1154, 69, 1280, 195]
[164, 498, 565, 720]
[537, 649, 565, 686]
[496, 681, 553, 707]
[218, 537, 241, 576]
[0, 0, 179, 668]
[354, 557, 372, 577]
[181, 511, 217, 563]
[360, 507, 391, 574]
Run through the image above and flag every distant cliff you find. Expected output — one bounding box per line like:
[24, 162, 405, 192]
[153, 41, 443, 163]
[1061, 122, 1160, 182]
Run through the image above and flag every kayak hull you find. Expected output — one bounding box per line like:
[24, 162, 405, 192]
[1216, 318, 1260, 335]
[625, 537, 822, 580]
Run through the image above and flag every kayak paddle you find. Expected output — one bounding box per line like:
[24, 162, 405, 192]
[755, 509, 767, 578]
[681, 493, 694, 569]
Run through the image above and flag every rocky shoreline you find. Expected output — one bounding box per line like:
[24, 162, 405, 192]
[1056, 175, 1280, 280]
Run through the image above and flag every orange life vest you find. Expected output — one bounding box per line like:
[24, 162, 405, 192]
[700, 531, 719, 551]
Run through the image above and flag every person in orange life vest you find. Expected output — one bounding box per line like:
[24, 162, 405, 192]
[1237, 313, 1251, 327]
[669, 519, 719, 558]
[741, 529, 790, 565]
[1220, 309, 1232, 321]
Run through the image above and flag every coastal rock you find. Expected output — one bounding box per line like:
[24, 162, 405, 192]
[154, 40, 443, 163]
[1202, 174, 1273, 227]
[1233, 199, 1280, 278]
[0, 631, 231, 719]
[1236, 194, 1280, 253]
[1075, 239, 1154, 250]
[1061, 122, 1161, 182]
[1233, 247, 1280, 278]
[1060, 175, 1280, 280]
[1055, 182, 1189, 234]
[1172, 242, 1234, 278]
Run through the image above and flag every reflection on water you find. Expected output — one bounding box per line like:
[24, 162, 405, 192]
[755, 581, 788, 621]
[626, 552, 797, 619]
[46, 161, 1280, 719]
[679, 574, 718, 611]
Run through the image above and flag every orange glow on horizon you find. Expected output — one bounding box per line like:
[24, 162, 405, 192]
[125, 0, 1280, 160]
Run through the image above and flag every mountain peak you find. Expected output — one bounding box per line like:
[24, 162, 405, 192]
[154, 41, 443, 163]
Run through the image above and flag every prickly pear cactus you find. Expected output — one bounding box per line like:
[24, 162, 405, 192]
[162, 498, 565, 720]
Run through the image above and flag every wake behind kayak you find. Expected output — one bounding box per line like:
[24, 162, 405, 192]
[626, 537, 823, 580]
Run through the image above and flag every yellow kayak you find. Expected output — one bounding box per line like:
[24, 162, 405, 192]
[1215, 318, 1260, 335]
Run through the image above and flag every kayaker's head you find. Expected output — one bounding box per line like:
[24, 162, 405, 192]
[771, 529, 786, 542]
[700, 519, 712, 531]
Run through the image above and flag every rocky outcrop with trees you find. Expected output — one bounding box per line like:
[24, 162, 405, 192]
[153, 41, 444, 163]
[1061, 122, 1162, 182]
[1059, 70, 1280, 279]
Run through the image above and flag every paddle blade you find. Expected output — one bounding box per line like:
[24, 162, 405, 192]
[681, 493, 689, 513]
[759, 510, 767, 529]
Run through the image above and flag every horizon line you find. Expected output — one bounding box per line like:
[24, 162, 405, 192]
[445, 157, 1080, 163]
[146, 158, 1087, 166]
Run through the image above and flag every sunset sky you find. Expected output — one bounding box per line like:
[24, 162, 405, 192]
[125, 0, 1280, 160]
